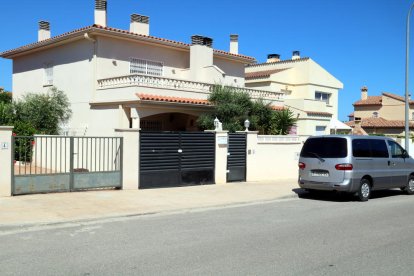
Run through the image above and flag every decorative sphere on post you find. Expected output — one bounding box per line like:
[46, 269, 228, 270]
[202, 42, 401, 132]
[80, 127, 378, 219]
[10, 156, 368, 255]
[244, 119, 250, 131]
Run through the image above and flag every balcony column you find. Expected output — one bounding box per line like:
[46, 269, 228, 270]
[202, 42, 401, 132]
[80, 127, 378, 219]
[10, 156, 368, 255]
[131, 108, 140, 129]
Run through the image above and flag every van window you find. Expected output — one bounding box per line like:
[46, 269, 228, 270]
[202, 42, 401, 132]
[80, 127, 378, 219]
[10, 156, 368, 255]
[352, 139, 388, 158]
[301, 137, 347, 158]
[388, 140, 405, 158]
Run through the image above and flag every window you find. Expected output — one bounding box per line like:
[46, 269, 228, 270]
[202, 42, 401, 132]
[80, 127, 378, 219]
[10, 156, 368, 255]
[352, 139, 388, 158]
[373, 112, 378, 118]
[44, 63, 53, 86]
[315, 91, 330, 104]
[300, 137, 347, 158]
[388, 140, 406, 158]
[130, 58, 163, 76]
[315, 126, 326, 135]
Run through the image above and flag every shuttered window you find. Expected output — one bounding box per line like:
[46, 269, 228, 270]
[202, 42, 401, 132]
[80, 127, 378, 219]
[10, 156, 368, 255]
[130, 58, 163, 76]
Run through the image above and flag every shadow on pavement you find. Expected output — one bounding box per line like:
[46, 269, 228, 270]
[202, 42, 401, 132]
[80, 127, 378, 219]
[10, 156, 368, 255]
[292, 188, 406, 202]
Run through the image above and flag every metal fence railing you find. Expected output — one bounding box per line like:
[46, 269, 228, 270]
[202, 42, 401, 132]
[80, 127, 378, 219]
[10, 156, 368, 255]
[12, 135, 123, 195]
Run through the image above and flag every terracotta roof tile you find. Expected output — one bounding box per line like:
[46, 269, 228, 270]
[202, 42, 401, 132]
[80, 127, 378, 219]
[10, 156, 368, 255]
[1, 24, 255, 62]
[137, 93, 211, 105]
[306, 111, 332, 117]
[245, 68, 289, 79]
[382, 92, 414, 104]
[353, 96, 382, 106]
[348, 112, 354, 117]
[271, 105, 285, 111]
[353, 92, 414, 107]
[346, 117, 414, 128]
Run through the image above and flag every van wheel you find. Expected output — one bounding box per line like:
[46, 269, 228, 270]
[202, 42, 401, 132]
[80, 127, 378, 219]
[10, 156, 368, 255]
[403, 176, 414, 195]
[358, 179, 371, 201]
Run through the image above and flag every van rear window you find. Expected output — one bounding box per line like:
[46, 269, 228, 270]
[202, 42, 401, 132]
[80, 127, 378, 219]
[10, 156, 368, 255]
[300, 137, 347, 158]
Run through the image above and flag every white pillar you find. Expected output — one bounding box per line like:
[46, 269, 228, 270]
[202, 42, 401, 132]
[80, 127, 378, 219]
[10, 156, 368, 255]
[206, 130, 228, 184]
[245, 131, 259, 182]
[115, 129, 139, 189]
[0, 126, 13, 197]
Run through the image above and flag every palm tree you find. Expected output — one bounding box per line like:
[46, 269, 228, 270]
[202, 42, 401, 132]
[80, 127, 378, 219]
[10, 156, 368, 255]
[271, 109, 297, 135]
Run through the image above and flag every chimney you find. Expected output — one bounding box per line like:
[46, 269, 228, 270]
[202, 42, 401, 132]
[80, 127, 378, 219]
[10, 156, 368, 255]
[292, 51, 300, 60]
[191, 35, 213, 47]
[190, 35, 214, 82]
[229, 34, 238, 54]
[94, 0, 107, 27]
[38, 21, 51, 41]
[361, 86, 368, 100]
[267, 54, 280, 63]
[130, 14, 150, 36]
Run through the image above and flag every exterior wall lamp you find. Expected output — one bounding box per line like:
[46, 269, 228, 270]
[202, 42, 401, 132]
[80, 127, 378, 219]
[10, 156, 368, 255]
[214, 117, 220, 131]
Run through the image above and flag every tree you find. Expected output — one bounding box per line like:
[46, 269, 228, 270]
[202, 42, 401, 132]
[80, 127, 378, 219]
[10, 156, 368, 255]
[197, 85, 252, 132]
[197, 85, 297, 134]
[13, 87, 72, 134]
[0, 88, 14, 125]
[0, 88, 12, 104]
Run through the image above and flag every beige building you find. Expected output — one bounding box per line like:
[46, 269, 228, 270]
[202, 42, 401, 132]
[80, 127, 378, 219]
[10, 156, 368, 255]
[245, 53, 343, 137]
[346, 86, 414, 135]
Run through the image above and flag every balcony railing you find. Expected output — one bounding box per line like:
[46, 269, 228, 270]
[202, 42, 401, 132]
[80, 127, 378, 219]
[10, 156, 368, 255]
[97, 74, 284, 100]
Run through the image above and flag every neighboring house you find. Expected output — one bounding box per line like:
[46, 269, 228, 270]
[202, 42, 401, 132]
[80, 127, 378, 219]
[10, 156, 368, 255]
[245, 53, 343, 137]
[1, 0, 286, 136]
[346, 86, 414, 135]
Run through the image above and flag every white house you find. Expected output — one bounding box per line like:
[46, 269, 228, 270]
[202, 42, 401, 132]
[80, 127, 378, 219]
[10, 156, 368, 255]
[1, 0, 286, 136]
[245, 53, 343, 137]
[1, 0, 341, 138]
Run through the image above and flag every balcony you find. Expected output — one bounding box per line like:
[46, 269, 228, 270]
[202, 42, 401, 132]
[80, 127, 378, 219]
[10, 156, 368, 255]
[97, 74, 284, 101]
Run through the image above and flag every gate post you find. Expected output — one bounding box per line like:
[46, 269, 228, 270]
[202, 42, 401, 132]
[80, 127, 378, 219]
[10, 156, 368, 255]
[0, 126, 14, 197]
[206, 130, 228, 184]
[115, 129, 139, 189]
[245, 131, 259, 182]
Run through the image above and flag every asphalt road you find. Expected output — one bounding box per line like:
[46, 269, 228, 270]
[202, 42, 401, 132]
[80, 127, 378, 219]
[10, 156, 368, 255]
[1, 190, 414, 275]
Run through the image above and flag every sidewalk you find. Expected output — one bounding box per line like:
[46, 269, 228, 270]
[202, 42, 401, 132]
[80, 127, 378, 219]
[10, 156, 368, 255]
[0, 180, 299, 229]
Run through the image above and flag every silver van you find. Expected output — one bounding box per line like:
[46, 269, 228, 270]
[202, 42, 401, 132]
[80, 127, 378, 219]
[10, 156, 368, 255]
[298, 135, 414, 201]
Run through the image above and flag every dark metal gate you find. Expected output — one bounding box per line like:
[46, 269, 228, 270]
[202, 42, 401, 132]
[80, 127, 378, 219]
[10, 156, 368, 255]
[227, 133, 247, 182]
[12, 136, 123, 195]
[139, 132, 215, 188]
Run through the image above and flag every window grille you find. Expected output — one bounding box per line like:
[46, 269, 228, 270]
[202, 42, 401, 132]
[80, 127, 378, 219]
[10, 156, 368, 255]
[130, 58, 163, 76]
[140, 120, 163, 131]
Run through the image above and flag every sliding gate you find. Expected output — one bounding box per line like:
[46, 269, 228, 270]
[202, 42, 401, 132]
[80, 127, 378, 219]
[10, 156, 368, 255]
[140, 132, 215, 188]
[12, 136, 123, 195]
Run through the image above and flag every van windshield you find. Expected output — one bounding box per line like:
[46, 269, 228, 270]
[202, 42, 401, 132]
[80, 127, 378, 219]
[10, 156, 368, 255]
[301, 137, 347, 158]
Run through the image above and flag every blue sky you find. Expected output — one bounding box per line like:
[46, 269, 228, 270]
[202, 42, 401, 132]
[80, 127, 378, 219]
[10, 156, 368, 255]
[0, 0, 411, 121]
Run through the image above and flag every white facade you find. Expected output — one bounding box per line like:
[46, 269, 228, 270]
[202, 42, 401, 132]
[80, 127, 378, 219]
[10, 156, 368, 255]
[3, 23, 286, 136]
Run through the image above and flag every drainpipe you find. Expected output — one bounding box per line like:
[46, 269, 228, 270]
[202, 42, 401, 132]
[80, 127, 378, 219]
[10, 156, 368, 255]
[84, 33, 98, 100]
